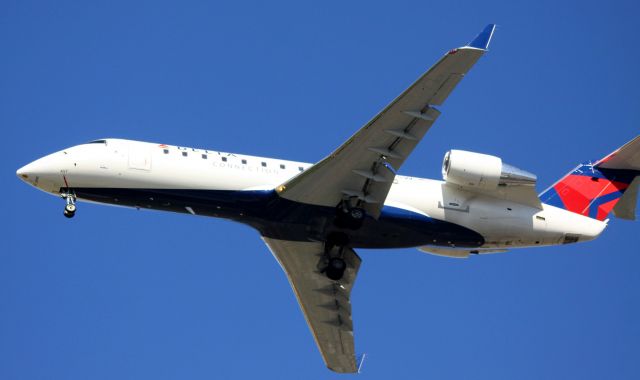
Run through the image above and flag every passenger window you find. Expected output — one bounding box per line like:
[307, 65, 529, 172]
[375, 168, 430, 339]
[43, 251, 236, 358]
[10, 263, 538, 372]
[182, 152, 188, 157]
[280, 164, 285, 169]
[261, 162, 267, 167]
[242, 159, 247, 164]
[202, 154, 207, 159]
[299, 167, 304, 172]
[163, 149, 169, 154]
[221, 157, 227, 162]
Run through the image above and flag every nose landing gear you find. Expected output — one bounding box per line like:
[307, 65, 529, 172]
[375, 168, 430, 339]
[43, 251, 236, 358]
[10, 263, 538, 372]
[62, 192, 76, 218]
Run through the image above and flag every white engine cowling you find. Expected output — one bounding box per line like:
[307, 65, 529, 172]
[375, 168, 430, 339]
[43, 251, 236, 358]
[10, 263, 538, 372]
[442, 150, 537, 190]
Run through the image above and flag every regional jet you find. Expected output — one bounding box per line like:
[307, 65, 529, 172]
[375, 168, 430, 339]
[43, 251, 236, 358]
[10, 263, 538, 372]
[16, 24, 640, 373]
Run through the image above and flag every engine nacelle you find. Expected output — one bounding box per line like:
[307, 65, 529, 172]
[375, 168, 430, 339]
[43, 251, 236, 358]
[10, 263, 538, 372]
[442, 150, 537, 190]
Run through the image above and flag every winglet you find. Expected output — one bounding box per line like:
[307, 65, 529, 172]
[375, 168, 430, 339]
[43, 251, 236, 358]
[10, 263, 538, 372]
[467, 24, 497, 50]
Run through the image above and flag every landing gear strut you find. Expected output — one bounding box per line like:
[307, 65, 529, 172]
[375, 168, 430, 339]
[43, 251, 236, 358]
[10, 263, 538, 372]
[62, 192, 76, 218]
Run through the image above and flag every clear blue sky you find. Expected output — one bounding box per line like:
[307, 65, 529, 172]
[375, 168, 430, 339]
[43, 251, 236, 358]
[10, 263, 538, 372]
[2, 1, 639, 379]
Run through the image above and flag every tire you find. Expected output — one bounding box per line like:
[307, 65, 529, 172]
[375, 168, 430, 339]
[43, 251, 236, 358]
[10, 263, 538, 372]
[334, 207, 365, 230]
[63, 209, 74, 218]
[65, 203, 76, 213]
[326, 258, 346, 281]
[349, 208, 364, 220]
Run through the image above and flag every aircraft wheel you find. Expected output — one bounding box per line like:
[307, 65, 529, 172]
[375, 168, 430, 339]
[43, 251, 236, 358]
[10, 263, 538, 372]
[63, 209, 75, 218]
[335, 207, 365, 230]
[326, 257, 346, 281]
[349, 208, 364, 221]
[65, 203, 76, 213]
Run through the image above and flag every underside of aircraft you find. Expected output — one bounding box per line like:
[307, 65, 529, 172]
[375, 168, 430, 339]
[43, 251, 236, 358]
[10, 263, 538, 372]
[17, 24, 640, 373]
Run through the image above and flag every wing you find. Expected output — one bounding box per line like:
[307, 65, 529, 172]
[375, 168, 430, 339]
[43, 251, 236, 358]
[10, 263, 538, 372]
[262, 237, 361, 373]
[277, 24, 497, 218]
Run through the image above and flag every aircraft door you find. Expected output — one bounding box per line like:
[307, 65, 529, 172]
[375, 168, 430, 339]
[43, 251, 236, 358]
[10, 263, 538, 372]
[128, 145, 152, 171]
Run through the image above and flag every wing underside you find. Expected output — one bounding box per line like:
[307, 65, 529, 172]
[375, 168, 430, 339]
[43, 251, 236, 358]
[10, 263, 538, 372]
[262, 237, 361, 373]
[277, 25, 497, 218]
[260, 25, 498, 373]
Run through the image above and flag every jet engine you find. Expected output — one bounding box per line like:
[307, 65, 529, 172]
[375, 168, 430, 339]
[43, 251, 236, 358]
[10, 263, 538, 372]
[442, 150, 537, 190]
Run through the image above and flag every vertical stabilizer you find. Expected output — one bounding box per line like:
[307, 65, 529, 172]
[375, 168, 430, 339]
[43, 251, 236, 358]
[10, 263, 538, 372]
[540, 136, 640, 221]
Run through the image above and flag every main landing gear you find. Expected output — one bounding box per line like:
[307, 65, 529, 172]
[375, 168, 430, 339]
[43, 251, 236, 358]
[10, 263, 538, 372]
[320, 232, 349, 281]
[325, 256, 347, 281]
[62, 192, 76, 218]
[320, 201, 366, 281]
[334, 204, 366, 230]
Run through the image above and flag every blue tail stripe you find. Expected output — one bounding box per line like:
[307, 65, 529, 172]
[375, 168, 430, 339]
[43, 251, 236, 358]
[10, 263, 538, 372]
[541, 186, 566, 209]
[587, 190, 625, 219]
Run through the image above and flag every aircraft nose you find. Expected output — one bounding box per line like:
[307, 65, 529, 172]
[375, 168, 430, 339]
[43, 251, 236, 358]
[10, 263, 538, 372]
[16, 163, 33, 181]
[16, 153, 68, 191]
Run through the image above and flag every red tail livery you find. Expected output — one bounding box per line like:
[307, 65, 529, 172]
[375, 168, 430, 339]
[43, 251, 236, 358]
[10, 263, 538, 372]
[541, 136, 640, 221]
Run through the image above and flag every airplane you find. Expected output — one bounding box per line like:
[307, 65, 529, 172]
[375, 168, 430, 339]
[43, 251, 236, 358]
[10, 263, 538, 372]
[16, 24, 640, 373]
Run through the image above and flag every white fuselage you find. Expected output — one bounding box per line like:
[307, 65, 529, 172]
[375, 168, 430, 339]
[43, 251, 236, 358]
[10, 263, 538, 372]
[17, 139, 607, 252]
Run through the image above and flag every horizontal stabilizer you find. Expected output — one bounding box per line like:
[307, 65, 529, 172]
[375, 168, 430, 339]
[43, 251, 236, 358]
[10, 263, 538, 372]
[613, 176, 640, 220]
[596, 135, 640, 170]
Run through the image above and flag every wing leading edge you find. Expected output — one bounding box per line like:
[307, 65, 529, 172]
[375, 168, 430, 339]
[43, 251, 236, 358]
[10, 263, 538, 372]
[276, 24, 497, 218]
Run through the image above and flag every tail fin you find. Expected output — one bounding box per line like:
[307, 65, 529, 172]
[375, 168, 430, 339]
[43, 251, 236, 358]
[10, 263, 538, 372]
[540, 136, 640, 221]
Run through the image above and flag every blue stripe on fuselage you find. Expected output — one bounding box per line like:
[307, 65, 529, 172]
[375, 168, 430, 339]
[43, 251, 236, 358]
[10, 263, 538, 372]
[70, 187, 484, 249]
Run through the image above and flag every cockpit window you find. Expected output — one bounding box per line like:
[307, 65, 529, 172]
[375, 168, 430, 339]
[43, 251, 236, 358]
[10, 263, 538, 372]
[86, 139, 107, 144]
